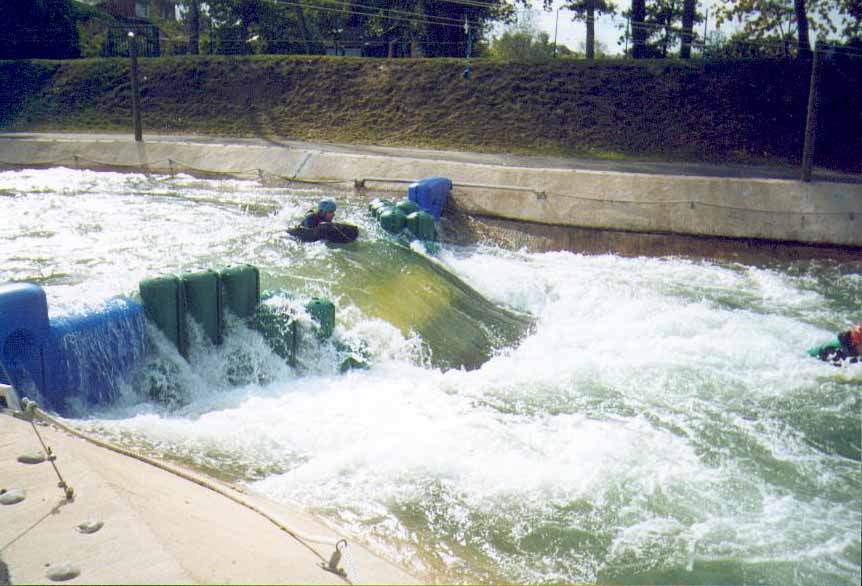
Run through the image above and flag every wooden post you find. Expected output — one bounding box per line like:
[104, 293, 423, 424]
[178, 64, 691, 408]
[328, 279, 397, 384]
[801, 44, 819, 182]
[128, 32, 143, 142]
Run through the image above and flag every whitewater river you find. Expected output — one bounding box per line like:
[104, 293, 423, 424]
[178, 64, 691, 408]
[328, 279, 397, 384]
[1, 168, 859, 585]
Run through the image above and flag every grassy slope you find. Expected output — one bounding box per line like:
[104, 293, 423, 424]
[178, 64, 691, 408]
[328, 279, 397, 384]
[1, 55, 860, 171]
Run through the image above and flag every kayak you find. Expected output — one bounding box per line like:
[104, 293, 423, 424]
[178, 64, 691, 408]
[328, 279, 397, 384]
[287, 222, 359, 243]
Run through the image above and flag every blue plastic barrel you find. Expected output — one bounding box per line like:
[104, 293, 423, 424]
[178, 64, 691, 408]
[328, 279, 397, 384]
[407, 177, 452, 221]
[0, 283, 50, 395]
[45, 298, 149, 413]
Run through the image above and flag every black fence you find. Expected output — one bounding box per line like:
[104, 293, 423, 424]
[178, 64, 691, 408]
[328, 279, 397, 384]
[104, 22, 161, 57]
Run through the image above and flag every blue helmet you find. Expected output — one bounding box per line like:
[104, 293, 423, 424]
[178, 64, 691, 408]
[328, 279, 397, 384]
[318, 199, 337, 213]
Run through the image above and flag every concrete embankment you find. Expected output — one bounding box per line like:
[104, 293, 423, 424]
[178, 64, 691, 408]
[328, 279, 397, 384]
[0, 409, 419, 585]
[1, 132, 860, 254]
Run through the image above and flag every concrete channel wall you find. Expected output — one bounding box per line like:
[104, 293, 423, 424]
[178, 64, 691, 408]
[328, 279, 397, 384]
[1, 133, 860, 250]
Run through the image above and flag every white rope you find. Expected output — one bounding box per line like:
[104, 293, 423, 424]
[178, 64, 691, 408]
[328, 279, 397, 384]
[18, 399, 355, 584]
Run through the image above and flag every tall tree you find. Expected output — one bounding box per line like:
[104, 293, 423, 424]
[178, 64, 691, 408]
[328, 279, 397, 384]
[188, 0, 200, 54]
[620, 0, 694, 58]
[292, 3, 312, 54]
[565, 0, 616, 60]
[0, 0, 80, 59]
[680, 0, 697, 58]
[713, 0, 862, 57]
[630, 0, 647, 58]
[793, 0, 812, 56]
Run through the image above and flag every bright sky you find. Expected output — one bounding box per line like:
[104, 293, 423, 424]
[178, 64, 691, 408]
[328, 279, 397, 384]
[534, 0, 728, 55]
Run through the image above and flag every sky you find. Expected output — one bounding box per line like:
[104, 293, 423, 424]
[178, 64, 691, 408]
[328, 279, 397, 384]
[532, 0, 727, 56]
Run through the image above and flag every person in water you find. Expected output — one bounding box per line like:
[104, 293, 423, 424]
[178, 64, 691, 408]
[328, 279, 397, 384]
[301, 199, 336, 229]
[808, 323, 861, 364]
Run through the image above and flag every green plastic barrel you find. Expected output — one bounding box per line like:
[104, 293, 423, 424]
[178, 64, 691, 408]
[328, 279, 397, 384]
[220, 265, 260, 320]
[253, 294, 298, 365]
[395, 199, 419, 215]
[181, 270, 222, 345]
[368, 198, 389, 213]
[406, 211, 436, 241]
[373, 207, 393, 220]
[139, 274, 187, 357]
[306, 298, 335, 339]
[370, 199, 393, 213]
[378, 208, 407, 234]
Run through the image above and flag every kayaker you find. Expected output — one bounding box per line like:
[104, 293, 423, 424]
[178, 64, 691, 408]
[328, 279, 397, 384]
[301, 199, 337, 229]
[808, 323, 861, 364]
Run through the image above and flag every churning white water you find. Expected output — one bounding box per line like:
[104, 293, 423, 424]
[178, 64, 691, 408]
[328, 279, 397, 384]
[1, 167, 859, 585]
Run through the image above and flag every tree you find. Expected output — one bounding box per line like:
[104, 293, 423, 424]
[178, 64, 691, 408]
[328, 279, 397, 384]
[0, 0, 81, 59]
[490, 30, 556, 61]
[630, 0, 647, 58]
[794, 0, 812, 57]
[205, 0, 320, 55]
[565, 0, 616, 60]
[680, 0, 697, 58]
[187, 0, 200, 55]
[713, 0, 860, 58]
[715, 1, 799, 57]
[490, 9, 556, 62]
[827, 0, 861, 39]
[578, 37, 609, 57]
[620, 0, 701, 58]
[198, 0, 515, 58]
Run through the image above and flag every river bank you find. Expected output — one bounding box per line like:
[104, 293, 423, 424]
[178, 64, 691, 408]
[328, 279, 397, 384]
[3, 57, 861, 173]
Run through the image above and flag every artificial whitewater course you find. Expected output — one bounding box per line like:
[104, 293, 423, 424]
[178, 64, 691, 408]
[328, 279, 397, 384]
[0, 167, 860, 585]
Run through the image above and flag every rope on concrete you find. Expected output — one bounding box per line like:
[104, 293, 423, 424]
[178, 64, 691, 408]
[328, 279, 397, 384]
[0, 157, 73, 167]
[0, 157, 350, 187]
[6, 157, 855, 218]
[22, 401, 75, 502]
[19, 399, 355, 585]
[356, 176, 861, 217]
[549, 192, 862, 216]
[164, 158, 262, 177]
[1, 359, 73, 502]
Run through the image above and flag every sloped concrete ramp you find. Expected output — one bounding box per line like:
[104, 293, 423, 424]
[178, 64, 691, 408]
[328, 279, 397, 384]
[0, 412, 419, 585]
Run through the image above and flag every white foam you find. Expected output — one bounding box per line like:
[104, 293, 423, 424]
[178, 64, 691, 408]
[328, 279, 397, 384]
[4, 168, 858, 586]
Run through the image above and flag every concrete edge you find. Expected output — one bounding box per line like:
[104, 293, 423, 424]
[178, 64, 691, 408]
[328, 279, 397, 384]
[1, 134, 860, 248]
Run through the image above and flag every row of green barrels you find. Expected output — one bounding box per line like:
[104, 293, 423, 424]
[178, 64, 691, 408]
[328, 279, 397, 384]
[368, 197, 437, 241]
[138, 264, 335, 365]
[252, 291, 335, 367]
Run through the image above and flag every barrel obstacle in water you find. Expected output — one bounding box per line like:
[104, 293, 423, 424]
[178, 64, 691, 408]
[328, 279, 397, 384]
[368, 177, 451, 246]
[0, 265, 339, 415]
[409, 177, 452, 221]
[0, 282, 148, 413]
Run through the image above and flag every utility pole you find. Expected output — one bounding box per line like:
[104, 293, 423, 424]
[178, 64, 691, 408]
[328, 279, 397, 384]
[463, 15, 472, 79]
[128, 32, 143, 142]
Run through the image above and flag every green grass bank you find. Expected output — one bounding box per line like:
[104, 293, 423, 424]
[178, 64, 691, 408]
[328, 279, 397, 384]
[2, 55, 860, 172]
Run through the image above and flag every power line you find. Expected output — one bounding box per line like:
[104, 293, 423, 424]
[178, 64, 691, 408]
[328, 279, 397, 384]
[282, 0, 480, 27]
[622, 17, 862, 55]
[270, 0, 484, 29]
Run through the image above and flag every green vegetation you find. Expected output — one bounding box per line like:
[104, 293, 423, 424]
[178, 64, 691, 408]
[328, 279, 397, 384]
[1, 55, 860, 171]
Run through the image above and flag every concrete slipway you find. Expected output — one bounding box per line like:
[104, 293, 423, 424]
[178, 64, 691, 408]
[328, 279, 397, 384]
[0, 132, 860, 252]
[1, 407, 420, 585]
